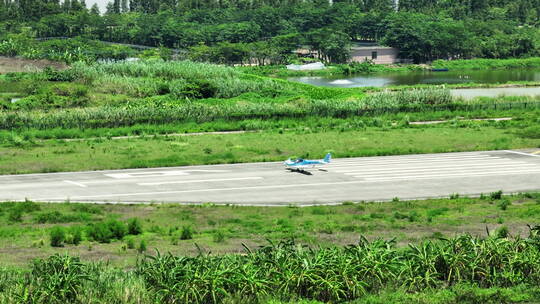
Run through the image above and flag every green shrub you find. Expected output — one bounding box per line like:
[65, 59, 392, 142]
[127, 238, 135, 249]
[138, 239, 147, 253]
[180, 226, 193, 240]
[450, 193, 460, 199]
[213, 230, 226, 243]
[106, 219, 128, 240]
[128, 218, 143, 235]
[394, 212, 408, 220]
[42, 67, 77, 82]
[319, 224, 334, 234]
[30, 254, 88, 302]
[311, 207, 334, 215]
[490, 190, 503, 200]
[66, 226, 83, 245]
[427, 208, 449, 218]
[34, 211, 90, 224]
[7, 208, 23, 222]
[50, 226, 66, 247]
[86, 222, 113, 243]
[498, 199, 510, 211]
[495, 226, 509, 239]
[13, 200, 41, 213]
[135, 236, 540, 303]
[70, 204, 103, 214]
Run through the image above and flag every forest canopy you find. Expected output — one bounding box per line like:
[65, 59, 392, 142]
[0, 0, 538, 63]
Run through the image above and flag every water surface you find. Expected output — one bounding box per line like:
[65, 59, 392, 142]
[450, 87, 540, 100]
[289, 69, 540, 88]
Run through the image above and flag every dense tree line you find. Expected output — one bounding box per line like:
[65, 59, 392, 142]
[0, 0, 538, 63]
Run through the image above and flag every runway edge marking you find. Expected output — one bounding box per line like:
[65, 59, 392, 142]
[63, 180, 88, 188]
[504, 150, 540, 158]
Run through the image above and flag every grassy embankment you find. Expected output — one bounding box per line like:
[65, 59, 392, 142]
[1, 60, 540, 173]
[1, 119, 540, 174]
[1, 193, 540, 302]
[432, 57, 540, 70]
[241, 57, 540, 78]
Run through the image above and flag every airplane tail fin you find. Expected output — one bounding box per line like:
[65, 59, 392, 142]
[323, 153, 332, 163]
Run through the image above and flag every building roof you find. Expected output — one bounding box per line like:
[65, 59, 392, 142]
[351, 46, 396, 50]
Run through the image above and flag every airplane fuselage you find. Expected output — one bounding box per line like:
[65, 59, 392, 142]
[284, 153, 332, 172]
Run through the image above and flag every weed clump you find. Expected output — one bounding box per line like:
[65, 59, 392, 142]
[495, 226, 509, 239]
[127, 218, 143, 235]
[180, 226, 193, 240]
[213, 230, 226, 243]
[86, 219, 127, 243]
[138, 239, 147, 253]
[498, 199, 511, 211]
[126, 238, 135, 249]
[7, 209, 23, 223]
[490, 190, 503, 200]
[50, 226, 66, 247]
[30, 255, 89, 302]
[34, 211, 90, 224]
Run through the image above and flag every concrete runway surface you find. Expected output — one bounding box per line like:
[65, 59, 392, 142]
[2, 150, 540, 206]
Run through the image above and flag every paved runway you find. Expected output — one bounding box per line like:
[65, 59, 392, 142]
[2, 150, 540, 205]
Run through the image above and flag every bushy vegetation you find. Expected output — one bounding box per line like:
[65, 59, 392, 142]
[0, 60, 350, 113]
[4, 58, 538, 132]
[1, 0, 539, 65]
[5, 233, 540, 303]
[86, 219, 139, 243]
[72, 60, 287, 99]
[49, 226, 66, 247]
[137, 234, 540, 303]
[0, 35, 138, 64]
[2, 97, 539, 131]
[0, 195, 539, 302]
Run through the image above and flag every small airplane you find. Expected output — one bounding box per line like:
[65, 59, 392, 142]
[284, 153, 332, 172]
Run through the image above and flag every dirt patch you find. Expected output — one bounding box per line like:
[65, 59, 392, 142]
[0, 56, 67, 74]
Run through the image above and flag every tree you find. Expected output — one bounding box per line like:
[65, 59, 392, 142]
[214, 42, 250, 65]
[90, 3, 100, 15]
[305, 28, 351, 63]
[248, 41, 272, 65]
[121, 0, 129, 12]
[381, 12, 432, 63]
[269, 33, 301, 64]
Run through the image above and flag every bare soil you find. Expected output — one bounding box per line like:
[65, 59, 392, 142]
[0, 56, 66, 73]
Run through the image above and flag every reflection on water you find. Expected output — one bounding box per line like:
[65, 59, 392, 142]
[289, 69, 540, 88]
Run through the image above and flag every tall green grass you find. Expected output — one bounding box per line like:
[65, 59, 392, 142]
[3, 234, 540, 303]
[2, 96, 538, 130]
[72, 60, 287, 99]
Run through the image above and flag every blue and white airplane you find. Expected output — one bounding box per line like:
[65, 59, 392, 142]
[284, 153, 332, 172]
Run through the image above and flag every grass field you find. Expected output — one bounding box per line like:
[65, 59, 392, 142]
[1, 193, 540, 303]
[1, 121, 539, 174]
[0, 193, 538, 266]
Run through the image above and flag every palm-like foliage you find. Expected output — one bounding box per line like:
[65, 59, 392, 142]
[3, 234, 540, 303]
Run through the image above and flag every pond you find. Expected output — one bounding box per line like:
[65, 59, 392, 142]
[450, 87, 540, 100]
[288, 69, 540, 88]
